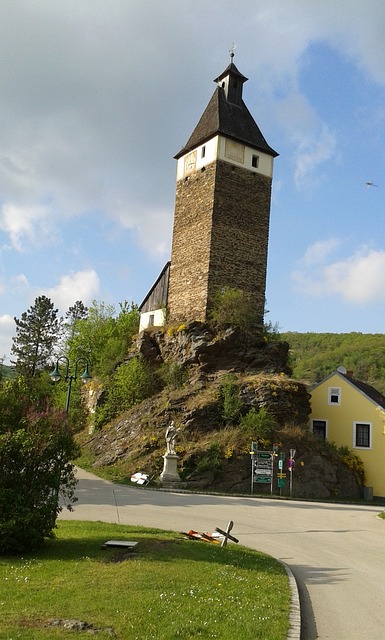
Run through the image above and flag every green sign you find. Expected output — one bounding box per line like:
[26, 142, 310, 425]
[278, 478, 286, 488]
[257, 452, 273, 460]
[254, 476, 272, 483]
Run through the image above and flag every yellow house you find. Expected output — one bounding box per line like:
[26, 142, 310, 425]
[310, 366, 385, 498]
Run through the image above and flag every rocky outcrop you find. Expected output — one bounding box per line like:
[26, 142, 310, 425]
[134, 321, 291, 375]
[83, 323, 362, 501]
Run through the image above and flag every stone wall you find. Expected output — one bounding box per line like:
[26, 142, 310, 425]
[167, 159, 272, 326]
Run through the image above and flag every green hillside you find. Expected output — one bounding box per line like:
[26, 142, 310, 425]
[0, 364, 15, 380]
[282, 332, 385, 394]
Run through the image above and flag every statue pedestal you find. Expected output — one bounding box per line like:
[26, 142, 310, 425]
[160, 454, 181, 485]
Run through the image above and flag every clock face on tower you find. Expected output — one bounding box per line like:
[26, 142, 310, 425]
[184, 151, 196, 175]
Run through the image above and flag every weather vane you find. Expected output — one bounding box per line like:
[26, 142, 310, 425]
[229, 43, 237, 60]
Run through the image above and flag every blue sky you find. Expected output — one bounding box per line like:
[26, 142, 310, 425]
[1, 0, 385, 363]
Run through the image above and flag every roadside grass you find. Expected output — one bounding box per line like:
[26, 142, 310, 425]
[0, 520, 290, 640]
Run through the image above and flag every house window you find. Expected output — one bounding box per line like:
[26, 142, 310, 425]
[328, 387, 341, 405]
[149, 314, 154, 327]
[252, 154, 259, 168]
[312, 419, 327, 440]
[354, 422, 371, 448]
[201, 145, 206, 158]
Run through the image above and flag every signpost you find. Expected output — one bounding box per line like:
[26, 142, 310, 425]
[251, 444, 273, 494]
[288, 449, 296, 497]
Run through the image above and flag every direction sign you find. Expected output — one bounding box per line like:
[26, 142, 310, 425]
[257, 452, 273, 460]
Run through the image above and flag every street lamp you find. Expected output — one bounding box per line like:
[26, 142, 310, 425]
[50, 356, 92, 413]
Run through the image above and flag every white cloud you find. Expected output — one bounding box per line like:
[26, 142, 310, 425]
[41, 269, 100, 313]
[292, 245, 385, 304]
[0, 204, 55, 251]
[0, 315, 15, 363]
[300, 238, 342, 267]
[293, 124, 337, 189]
[324, 250, 385, 303]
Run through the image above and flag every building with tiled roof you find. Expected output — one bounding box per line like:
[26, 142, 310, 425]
[310, 366, 385, 498]
[140, 55, 278, 331]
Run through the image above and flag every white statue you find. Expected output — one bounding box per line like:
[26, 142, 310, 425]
[165, 421, 179, 455]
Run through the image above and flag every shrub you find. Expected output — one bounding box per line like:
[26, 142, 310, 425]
[219, 374, 242, 425]
[94, 357, 158, 428]
[158, 361, 188, 389]
[239, 407, 278, 442]
[209, 287, 255, 333]
[196, 443, 222, 473]
[0, 406, 79, 554]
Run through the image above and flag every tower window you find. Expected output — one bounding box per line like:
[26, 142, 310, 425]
[252, 155, 259, 168]
[201, 146, 206, 158]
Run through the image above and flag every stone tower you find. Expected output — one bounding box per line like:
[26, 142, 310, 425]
[167, 57, 278, 329]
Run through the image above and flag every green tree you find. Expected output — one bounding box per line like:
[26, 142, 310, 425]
[64, 300, 89, 349]
[0, 377, 79, 554]
[68, 300, 139, 377]
[11, 296, 62, 377]
[95, 357, 157, 428]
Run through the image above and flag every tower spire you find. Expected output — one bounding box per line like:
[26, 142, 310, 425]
[229, 43, 236, 61]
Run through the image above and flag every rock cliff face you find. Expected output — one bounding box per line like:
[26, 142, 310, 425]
[134, 321, 292, 374]
[85, 323, 362, 500]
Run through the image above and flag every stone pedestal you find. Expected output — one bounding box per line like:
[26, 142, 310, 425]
[160, 454, 181, 485]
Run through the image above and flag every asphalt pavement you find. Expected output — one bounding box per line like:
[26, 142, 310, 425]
[59, 467, 385, 640]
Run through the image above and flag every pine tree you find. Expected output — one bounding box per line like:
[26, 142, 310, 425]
[63, 301, 88, 351]
[11, 296, 63, 377]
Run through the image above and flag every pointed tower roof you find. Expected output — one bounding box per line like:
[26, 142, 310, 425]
[175, 60, 278, 159]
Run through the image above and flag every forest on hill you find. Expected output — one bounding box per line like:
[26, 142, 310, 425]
[282, 332, 385, 394]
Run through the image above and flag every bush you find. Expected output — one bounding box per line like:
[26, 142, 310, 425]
[158, 361, 188, 389]
[209, 287, 255, 333]
[0, 406, 79, 554]
[238, 407, 278, 442]
[219, 374, 242, 425]
[94, 357, 158, 428]
[196, 443, 222, 473]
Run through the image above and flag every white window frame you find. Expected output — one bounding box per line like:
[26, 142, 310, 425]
[353, 422, 372, 449]
[328, 386, 341, 405]
[311, 419, 327, 440]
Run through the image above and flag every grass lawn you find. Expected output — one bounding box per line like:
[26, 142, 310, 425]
[0, 520, 290, 639]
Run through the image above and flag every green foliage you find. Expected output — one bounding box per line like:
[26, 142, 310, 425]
[94, 357, 157, 429]
[238, 407, 278, 442]
[219, 374, 242, 425]
[209, 286, 255, 333]
[0, 378, 79, 554]
[263, 319, 281, 341]
[11, 296, 63, 377]
[68, 300, 139, 378]
[158, 361, 188, 389]
[196, 443, 222, 473]
[324, 441, 365, 484]
[282, 331, 385, 393]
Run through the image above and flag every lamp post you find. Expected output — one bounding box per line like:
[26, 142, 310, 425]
[50, 356, 92, 414]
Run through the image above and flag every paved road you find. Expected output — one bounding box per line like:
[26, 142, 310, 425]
[60, 468, 385, 639]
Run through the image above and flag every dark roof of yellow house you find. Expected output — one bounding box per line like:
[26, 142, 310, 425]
[341, 371, 385, 410]
[313, 369, 385, 411]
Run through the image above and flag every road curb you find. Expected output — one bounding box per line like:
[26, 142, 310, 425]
[281, 561, 301, 640]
